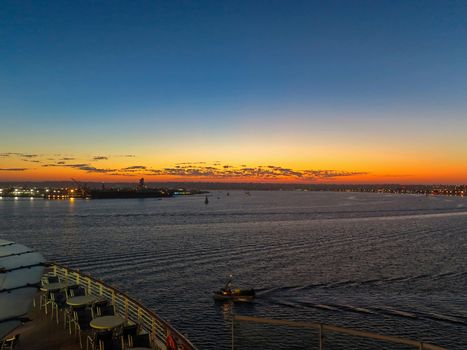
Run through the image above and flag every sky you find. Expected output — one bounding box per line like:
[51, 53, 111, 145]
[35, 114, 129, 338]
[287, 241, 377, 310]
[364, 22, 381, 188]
[1, 0, 466, 184]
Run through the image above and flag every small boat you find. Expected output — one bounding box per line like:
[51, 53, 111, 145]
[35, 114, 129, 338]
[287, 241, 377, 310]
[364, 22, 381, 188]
[213, 276, 255, 301]
[213, 288, 256, 301]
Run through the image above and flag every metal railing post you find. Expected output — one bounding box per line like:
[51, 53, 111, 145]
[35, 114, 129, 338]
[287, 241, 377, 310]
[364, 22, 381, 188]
[151, 318, 156, 344]
[231, 313, 235, 350]
[319, 323, 324, 350]
[125, 297, 129, 319]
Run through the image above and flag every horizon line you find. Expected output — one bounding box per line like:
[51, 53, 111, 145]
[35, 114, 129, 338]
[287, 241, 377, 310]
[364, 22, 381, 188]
[0, 180, 465, 187]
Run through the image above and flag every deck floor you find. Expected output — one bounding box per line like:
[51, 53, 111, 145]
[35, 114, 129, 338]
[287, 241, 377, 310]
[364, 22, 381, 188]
[14, 298, 82, 350]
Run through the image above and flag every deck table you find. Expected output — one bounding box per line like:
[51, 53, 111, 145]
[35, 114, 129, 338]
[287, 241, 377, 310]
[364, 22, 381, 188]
[66, 295, 99, 307]
[90, 315, 125, 330]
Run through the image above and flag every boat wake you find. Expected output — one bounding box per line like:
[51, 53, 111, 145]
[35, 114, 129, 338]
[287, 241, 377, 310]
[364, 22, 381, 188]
[255, 271, 466, 296]
[262, 298, 467, 327]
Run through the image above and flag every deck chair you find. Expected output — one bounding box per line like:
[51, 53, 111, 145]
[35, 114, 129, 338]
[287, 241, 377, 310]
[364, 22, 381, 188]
[0, 334, 20, 350]
[86, 330, 113, 350]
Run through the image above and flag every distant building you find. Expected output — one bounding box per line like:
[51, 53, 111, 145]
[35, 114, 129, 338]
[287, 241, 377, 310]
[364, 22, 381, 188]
[138, 177, 146, 190]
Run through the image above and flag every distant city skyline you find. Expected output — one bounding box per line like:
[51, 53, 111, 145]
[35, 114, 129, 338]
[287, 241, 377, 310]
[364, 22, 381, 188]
[1, 1, 466, 184]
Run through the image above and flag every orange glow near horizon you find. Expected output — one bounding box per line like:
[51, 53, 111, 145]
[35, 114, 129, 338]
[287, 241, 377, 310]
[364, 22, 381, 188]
[2, 118, 467, 185]
[1, 151, 466, 184]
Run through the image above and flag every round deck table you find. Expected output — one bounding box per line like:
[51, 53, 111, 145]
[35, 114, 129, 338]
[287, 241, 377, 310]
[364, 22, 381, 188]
[90, 315, 125, 330]
[40, 282, 69, 291]
[66, 295, 99, 307]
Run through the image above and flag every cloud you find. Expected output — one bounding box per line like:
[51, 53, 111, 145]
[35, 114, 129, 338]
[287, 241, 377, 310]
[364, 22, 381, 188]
[0, 168, 29, 171]
[61, 157, 75, 161]
[175, 161, 206, 165]
[141, 164, 368, 180]
[124, 165, 147, 170]
[34, 158, 368, 181]
[78, 165, 116, 173]
[63, 163, 88, 168]
[108, 172, 136, 177]
[141, 164, 311, 179]
[42, 163, 116, 174]
[302, 170, 368, 179]
[0, 152, 39, 158]
[50, 163, 116, 173]
[43, 163, 88, 168]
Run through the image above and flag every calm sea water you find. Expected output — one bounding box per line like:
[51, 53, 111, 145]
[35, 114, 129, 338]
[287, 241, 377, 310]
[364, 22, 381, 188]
[1, 191, 466, 349]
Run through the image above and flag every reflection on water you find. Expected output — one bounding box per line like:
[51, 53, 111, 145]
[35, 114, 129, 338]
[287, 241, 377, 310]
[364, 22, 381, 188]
[1, 191, 466, 349]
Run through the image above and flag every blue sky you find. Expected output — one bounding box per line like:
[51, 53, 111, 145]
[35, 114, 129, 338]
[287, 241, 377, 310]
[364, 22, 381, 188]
[2, 1, 466, 116]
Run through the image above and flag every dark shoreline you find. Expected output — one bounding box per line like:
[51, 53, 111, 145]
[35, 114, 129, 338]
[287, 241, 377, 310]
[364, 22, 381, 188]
[0, 181, 465, 196]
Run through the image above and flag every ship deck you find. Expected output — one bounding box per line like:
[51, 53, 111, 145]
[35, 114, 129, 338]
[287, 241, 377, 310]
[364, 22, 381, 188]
[13, 300, 81, 350]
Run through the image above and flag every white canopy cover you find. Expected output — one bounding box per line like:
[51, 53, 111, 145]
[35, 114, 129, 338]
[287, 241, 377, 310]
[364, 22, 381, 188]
[0, 239, 45, 339]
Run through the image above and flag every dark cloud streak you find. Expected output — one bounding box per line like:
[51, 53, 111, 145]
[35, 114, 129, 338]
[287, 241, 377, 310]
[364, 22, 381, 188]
[0, 152, 39, 158]
[35, 159, 369, 180]
[0, 168, 29, 171]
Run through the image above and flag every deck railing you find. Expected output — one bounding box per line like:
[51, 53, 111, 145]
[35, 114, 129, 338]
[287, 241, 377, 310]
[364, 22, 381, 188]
[48, 263, 198, 350]
[232, 315, 446, 350]
[48, 263, 446, 350]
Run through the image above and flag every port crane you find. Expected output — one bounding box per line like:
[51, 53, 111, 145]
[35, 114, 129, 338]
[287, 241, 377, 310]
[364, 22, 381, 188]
[71, 178, 89, 198]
